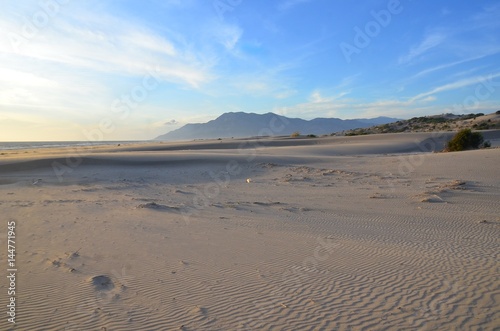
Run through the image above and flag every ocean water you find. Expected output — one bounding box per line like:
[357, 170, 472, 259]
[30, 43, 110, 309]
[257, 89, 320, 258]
[0, 141, 142, 151]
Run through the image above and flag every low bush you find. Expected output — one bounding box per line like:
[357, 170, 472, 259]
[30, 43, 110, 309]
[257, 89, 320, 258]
[446, 129, 484, 151]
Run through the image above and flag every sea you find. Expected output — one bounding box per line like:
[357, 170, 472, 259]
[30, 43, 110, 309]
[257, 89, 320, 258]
[0, 141, 144, 151]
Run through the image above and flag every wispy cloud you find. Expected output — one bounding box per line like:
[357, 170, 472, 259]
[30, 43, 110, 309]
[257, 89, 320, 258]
[470, 3, 500, 29]
[214, 57, 304, 99]
[276, 70, 500, 120]
[227, 71, 295, 98]
[277, 94, 437, 120]
[399, 32, 447, 64]
[2, 16, 212, 87]
[278, 0, 314, 11]
[0, 1, 227, 139]
[411, 54, 494, 79]
[310, 90, 349, 103]
[275, 89, 297, 99]
[208, 20, 243, 51]
[1, 1, 499, 141]
[409, 73, 500, 102]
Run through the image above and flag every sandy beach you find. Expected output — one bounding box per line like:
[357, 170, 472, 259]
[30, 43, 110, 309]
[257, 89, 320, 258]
[1, 131, 499, 331]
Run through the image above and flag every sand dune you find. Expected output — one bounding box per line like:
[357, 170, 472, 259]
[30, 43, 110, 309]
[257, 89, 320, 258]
[0, 132, 499, 330]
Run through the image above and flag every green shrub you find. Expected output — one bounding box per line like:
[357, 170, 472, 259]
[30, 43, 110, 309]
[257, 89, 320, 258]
[446, 129, 484, 151]
[345, 129, 369, 136]
[482, 140, 491, 148]
[462, 113, 483, 120]
[306, 134, 318, 138]
[477, 122, 490, 130]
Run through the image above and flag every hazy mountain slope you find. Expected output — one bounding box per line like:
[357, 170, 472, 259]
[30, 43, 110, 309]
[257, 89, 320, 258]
[155, 112, 399, 140]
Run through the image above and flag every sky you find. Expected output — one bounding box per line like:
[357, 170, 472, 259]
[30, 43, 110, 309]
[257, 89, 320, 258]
[1, 0, 499, 141]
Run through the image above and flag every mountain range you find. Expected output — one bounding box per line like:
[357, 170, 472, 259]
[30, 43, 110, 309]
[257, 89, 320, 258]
[154, 112, 399, 140]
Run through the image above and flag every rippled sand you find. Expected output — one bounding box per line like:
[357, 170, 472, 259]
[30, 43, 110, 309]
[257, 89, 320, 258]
[1, 132, 499, 330]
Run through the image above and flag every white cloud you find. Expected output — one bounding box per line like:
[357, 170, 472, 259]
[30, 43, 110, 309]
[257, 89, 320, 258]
[410, 73, 500, 102]
[309, 90, 349, 104]
[421, 96, 437, 102]
[399, 33, 447, 64]
[218, 59, 300, 98]
[310, 91, 325, 103]
[275, 89, 297, 99]
[212, 23, 243, 50]
[275, 73, 498, 120]
[470, 3, 500, 29]
[119, 31, 177, 57]
[0, 2, 225, 140]
[0, 67, 57, 88]
[279, 0, 313, 11]
[0, 2, 217, 89]
[413, 57, 481, 78]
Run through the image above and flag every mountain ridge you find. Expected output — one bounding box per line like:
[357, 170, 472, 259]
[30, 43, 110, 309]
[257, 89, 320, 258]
[155, 112, 399, 141]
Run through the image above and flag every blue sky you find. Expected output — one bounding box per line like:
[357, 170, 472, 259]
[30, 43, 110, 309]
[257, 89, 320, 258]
[1, 0, 499, 141]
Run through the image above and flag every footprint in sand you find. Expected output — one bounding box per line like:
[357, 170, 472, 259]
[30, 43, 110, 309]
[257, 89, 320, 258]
[190, 306, 208, 316]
